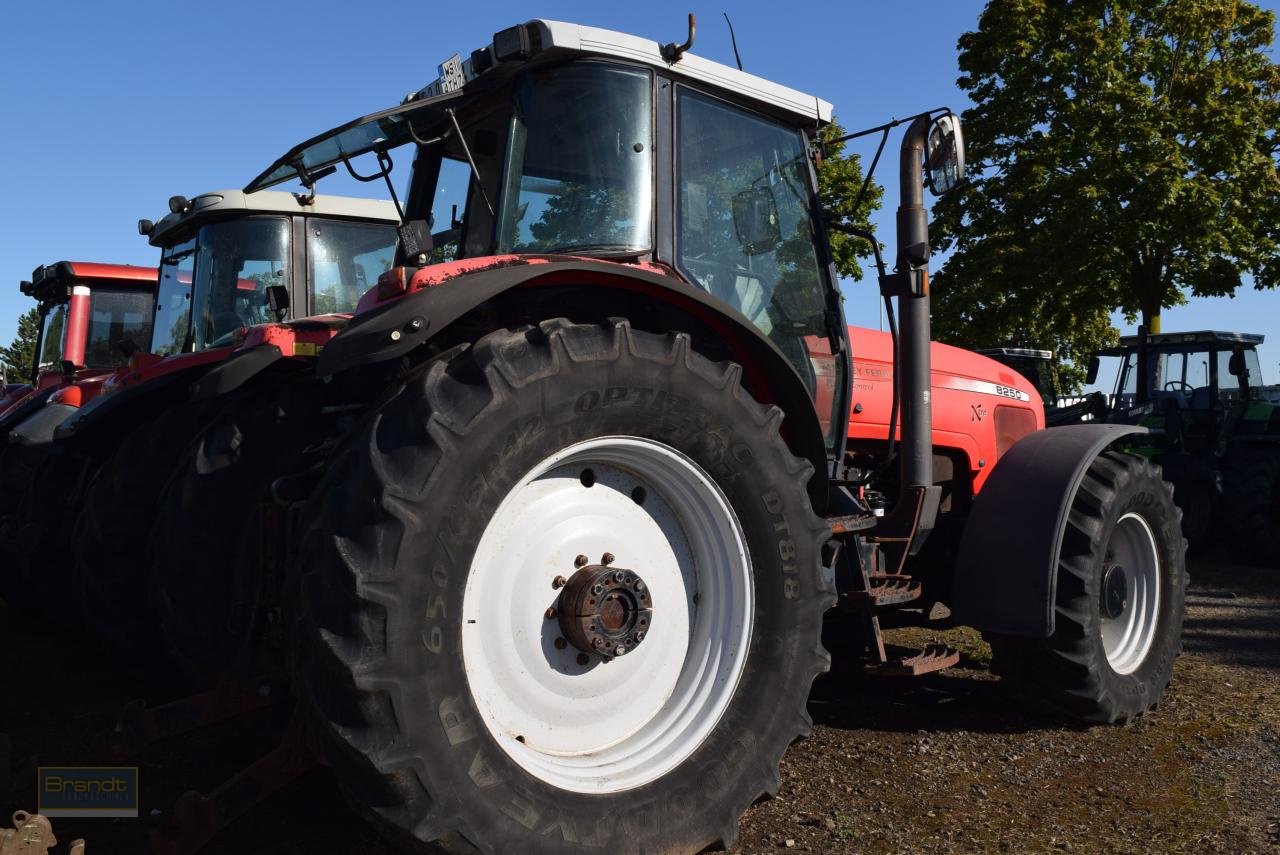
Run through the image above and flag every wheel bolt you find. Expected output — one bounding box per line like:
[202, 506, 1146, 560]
[552, 575, 568, 589]
[636, 630, 646, 641]
[574, 554, 589, 568]
[554, 638, 567, 650]
[545, 607, 556, 620]
[634, 580, 645, 591]
[614, 571, 625, 583]
[592, 637, 604, 648]
[614, 645, 625, 656]
[576, 653, 590, 666]
[601, 552, 615, 565]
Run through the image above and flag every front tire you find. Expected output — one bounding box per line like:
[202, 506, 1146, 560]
[991, 451, 1185, 723]
[293, 319, 834, 853]
[1222, 447, 1280, 568]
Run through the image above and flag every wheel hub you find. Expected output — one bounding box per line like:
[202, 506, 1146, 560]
[1101, 562, 1129, 620]
[557, 558, 653, 658]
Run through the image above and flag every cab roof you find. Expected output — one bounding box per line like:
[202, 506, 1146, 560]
[148, 190, 399, 247]
[20, 261, 157, 305]
[976, 347, 1053, 361]
[1099, 330, 1265, 355]
[247, 18, 833, 194]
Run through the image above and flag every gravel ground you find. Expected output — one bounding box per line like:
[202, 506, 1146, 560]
[1, 553, 1276, 854]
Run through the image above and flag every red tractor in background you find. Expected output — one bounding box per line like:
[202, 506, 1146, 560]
[113, 18, 1184, 854]
[0, 191, 398, 648]
[0, 261, 156, 419]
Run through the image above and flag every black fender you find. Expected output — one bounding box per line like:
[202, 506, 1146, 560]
[950, 423, 1147, 637]
[191, 345, 284, 401]
[316, 257, 829, 509]
[8, 403, 80, 447]
[0, 386, 56, 437]
[53, 364, 209, 444]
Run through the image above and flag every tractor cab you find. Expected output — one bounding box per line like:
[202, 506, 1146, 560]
[1102, 330, 1267, 449]
[21, 262, 157, 388]
[247, 19, 901, 452]
[138, 190, 400, 357]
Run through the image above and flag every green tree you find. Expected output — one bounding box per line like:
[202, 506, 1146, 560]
[931, 0, 1280, 386]
[1, 307, 42, 381]
[818, 119, 884, 282]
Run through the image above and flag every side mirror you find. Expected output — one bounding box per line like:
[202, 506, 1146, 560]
[732, 188, 782, 256]
[266, 284, 290, 321]
[1228, 352, 1244, 377]
[1086, 355, 1100, 385]
[926, 114, 966, 195]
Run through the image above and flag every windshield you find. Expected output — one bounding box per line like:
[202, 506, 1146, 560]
[84, 289, 155, 367]
[497, 63, 652, 254]
[192, 218, 290, 349]
[675, 87, 837, 442]
[308, 219, 399, 313]
[37, 304, 67, 370]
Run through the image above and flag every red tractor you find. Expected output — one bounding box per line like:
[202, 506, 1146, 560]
[0, 191, 399, 639]
[0, 261, 157, 419]
[67, 18, 1184, 853]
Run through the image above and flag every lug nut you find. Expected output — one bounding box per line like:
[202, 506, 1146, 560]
[614, 645, 625, 656]
[601, 552, 615, 565]
[634, 580, 645, 591]
[576, 653, 590, 666]
[554, 638, 567, 650]
[544, 607, 556, 619]
[614, 571, 625, 583]
[636, 630, 646, 641]
[552, 575, 568, 589]
[574, 554, 589, 568]
[592, 637, 604, 648]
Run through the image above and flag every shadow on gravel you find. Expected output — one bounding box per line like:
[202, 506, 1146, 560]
[807, 665, 1074, 737]
[1181, 550, 1280, 672]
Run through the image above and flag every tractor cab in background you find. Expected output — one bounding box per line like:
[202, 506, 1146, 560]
[977, 346, 1109, 426]
[1098, 329, 1279, 553]
[0, 262, 156, 418]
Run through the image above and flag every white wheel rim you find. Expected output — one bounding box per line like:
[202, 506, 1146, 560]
[1099, 511, 1161, 675]
[462, 436, 753, 793]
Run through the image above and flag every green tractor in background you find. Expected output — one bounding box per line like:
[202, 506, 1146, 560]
[1098, 329, 1280, 561]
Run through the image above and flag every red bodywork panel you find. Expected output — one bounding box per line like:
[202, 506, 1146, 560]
[846, 326, 1044, 494]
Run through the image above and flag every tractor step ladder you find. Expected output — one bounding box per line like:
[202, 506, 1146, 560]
[829, 518, 959, 678]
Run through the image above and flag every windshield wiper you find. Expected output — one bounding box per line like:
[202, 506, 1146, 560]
[542, 244, 647, 256]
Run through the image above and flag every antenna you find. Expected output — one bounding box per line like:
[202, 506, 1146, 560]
[723, 13, 743, 70]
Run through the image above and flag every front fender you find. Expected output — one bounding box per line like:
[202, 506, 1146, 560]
[54, 364, 204, 443]
[950, 423, 1147, 637]
[191, 345, 284, 401]
[318, 257, 830, 509]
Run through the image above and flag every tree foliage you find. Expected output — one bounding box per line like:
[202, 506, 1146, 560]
[818, 119, 884, 281]
[1, 307, 42, 381]
[931, 0, 1280, 387]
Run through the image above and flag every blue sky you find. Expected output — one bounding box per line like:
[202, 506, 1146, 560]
[2, 1, 1277, 386]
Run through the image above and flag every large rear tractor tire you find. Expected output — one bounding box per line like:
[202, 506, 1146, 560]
[293, 319, 834, 853]
[72, 404, 217, 653]
[150, 381, 326, 685]
[990, 451, 1186, 723]
[1222, 446, 1280, 568]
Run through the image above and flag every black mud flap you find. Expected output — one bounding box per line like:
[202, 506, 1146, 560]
[950, 423, 1146, 637]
